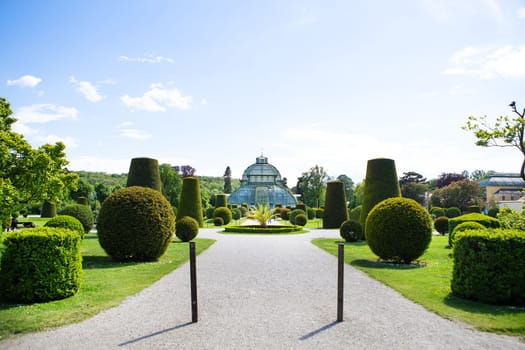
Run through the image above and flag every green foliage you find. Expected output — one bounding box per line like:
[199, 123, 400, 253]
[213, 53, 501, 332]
[213, 206, 232, 225]
[433, 216, 449, 235]
[306, 207, 316, 220]
[487, 207, 500, 218]
[448, 213, 500, 247]
[323, 180, 349, 229]
[294, 213, 307, 226]
[445, 207, 461, 218]
[280, 207, 291, 220]
[205, 207, 215, 219]
[336, 174, 355, 207]
[175, 216, 199, 242]
[450, 222, 486, 247]
[247, 203, 276, 227]
[339, 219, 363, 242]
[289, 209, 307, 225]
[213, 217, 224, 226]
[178, 177, 204, 227]
[366, 197, 432, 263]
[199, 175, 240, 208]
[159, 163, 182, 208]
[232, 207, 242, 220]
[223, 225, 303, 234]
[359, 158, 401, 232]
[44, 215, 84, 238]
[41, 201, 57, 218]
[497, 207, 525, 230]
[296, 203, 307, 211]
[297, 165, 328, 207]
[467, 205, 481, 213]
[59, 204, 94, 233]
[0, 227, 82, 303]
[97, 187, 175, 261]
[452, 229, 525, 305]
[439, 180, 485, 211]
[349, 205, 361, 221]
[430, 206, 445, 218]
[76, 196, 88, 206]
[215, 194, 227, 208]
[126, 157, 162, 191]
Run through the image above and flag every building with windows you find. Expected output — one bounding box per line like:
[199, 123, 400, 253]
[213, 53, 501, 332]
[227, 155, 297, 208]
[479, 173, 525, 210]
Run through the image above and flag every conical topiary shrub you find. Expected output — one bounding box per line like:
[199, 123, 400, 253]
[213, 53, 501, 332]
[41, 201, 56, 218]
[178, 177, 204, 227]
[126, 157, 162, 191]
[323, 180, 349, 229]
[359, 158, 401, 235]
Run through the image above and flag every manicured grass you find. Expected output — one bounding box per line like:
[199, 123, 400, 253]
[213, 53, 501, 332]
[312, 235, 525, 339]
[0, 235, 215, 340]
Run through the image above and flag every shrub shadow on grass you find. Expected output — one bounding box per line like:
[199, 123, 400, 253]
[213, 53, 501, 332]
[443, 293, 525, 315]
[351, 259, 426, 270]
[82, 255, 141, 269]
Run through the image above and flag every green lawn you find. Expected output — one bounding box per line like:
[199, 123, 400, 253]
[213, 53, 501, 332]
[312, 236, 525, 339]
[0, 235, 215, 340]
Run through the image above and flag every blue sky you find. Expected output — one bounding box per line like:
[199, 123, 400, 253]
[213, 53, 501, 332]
[1, 0, 525, 184]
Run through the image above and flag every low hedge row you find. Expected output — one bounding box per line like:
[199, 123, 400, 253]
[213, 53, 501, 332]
[448, 213, 500, 247]
[451, 229, 525, 305]
[223, 225, 303, 234]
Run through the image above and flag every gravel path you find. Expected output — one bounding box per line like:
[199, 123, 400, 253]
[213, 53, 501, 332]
[2, 228, 524, 349]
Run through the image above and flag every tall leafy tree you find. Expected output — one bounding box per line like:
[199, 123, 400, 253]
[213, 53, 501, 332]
[223, 166, 232, 194]
[399, 171, 428, 206]
[298, 165, 328, 207]
[463, 101, 525, 181]
[159, 163, 182, 208]
[439, 179, 484, 210]
[336, 174, 354, 206]
[0, 97, 78, 221]
[436, 173, 466, 188]
[469, 169, 496, 181]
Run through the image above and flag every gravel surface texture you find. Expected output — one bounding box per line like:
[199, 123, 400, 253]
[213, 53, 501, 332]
[2, 228, 524, 349]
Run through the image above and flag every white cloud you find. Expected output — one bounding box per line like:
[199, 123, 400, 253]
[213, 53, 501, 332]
[443, 46, 525, 79]
[14, 104, 78, 123]
[423, 0, 503, 21]
[518, 7, 525, 18]
[118, 122, 152, 140]
[121, 83, 192, 112]
[69, 156, 131, 174]
[70, 76, 104, 102]
[7, 75, 42, 88]
[37, 134, 79, 148]
[118, 54, 174, 64]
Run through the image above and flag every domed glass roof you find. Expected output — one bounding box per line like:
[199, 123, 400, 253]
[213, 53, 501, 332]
[228, 155, 297, 208]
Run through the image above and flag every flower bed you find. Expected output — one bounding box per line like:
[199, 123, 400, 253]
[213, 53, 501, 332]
[223, 225, 304, 234]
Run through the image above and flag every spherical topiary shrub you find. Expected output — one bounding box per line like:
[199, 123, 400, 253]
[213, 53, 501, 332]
[449, 221, 486, 247]
[41, 201, 56, 218]
[434, 216, 449, 235]
[213, 217, 224, 226]
[366, 197, 432, 264]
[176, 216, 199, 242]
[178, 177, 204, 227]
[487, 207, 500, 218]
[205, 207, 215, 219]
[294, 214, 307, 226]
[340, 219, 363, 242]
[448, 213, 500, 247]
[430, 207, 445, 218]
[315, 208, 324, 218]
[213, 207, 232, 225]
[45, 215, 85, 239]
[232, 208, 242, 221]
[323, 180, 349, 229]
[296, 203, 307, 211]
[445, 207, 461, 218]
[59, 204, 94, 233]
[307, 207, 316, 220]
[126, 157, 162, 191]
[97, 186, 175, 262]
[280, 207, 291, 220]
[215, 194, 228, 208]
[349, 205, 362, 221]
[0, 227, 82, 303]
[360, 158, 401, 233]
[290, 209, 307, 225]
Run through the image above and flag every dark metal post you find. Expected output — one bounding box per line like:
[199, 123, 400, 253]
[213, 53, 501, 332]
[337, 242, 344, 322]
[190, 241, 198, 323]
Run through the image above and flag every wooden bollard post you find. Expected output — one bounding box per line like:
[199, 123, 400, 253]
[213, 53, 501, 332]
[337, 242, 344, 322]
[190, 241, 198, 323]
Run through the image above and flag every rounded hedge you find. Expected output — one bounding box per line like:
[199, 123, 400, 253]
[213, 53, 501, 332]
[315, 208, 324, 218]
[294, 214, 307, 226]
[176, 216, 199, 242]
[434, 216, 449, 235]
[213, 207, 232, 225]
[232, 208, 242, 220]
[487, 207, 500, 218]
[59, 204, 94, 233]
[97, 186, 175, 261]
[205, 207, 215, 219]
[366, 197, 432, 264]
[430, 207, 445, 218]
[41, 201, 56, 218]
[215, 194, 228, 208]
[126, 157, 162, 191]
[307, 207, 316, 220]
[340, 219, 363, 242]
[448, 213, 500, 247]
[323, 180, 349, 229]
[44, 215, 85, 239]
[449, 221, 486, 247]
[0, 227, 82, 303]
[349, 205, 361, 221]
[290, 209, 307, 225]
[280, 208, 291, 220]
[213, 217, 224, 226]
[445, 207, 461, 218]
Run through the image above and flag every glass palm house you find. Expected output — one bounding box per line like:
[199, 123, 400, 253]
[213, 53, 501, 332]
[228, 155, 297, 208]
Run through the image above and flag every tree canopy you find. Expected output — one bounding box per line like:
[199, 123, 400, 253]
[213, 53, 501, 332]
[0, 97, 78, 222]
[297, 165, 328, 207]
